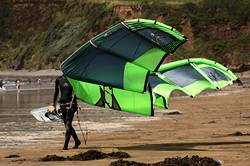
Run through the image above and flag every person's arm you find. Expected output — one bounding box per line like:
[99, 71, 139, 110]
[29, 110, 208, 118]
[53, 78, 59, 107]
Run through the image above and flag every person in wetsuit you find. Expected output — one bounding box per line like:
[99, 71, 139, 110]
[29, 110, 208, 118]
[0, 80, 3, 88]
[53, 75, 81, 150]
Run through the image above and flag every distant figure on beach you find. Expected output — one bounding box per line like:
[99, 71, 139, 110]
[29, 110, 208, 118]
[16, 79, 20, 93]
[37, 78, 41, 88]
[0, 80, 6, 91]
[0, 80, 3, 88]
[53, 75, 81, 150]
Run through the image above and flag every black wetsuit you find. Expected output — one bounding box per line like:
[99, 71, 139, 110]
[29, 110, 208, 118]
[53, 76, 81, 150]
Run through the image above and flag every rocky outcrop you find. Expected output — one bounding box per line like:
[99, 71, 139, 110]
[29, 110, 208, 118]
[205, 24, 239, 39]
[180, 16, 194, 50]
[12, 0, 64, 31]
[112, 5, 142, 20]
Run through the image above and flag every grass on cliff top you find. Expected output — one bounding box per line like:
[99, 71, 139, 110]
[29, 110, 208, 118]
[118, 0, 201, 4]
[89, 0, 202, 5]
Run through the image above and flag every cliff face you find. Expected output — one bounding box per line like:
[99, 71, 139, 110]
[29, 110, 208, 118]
[0, 0, 249, 70]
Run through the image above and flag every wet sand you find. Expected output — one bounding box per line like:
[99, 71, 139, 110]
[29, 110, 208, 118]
[0, 71, 250, 165]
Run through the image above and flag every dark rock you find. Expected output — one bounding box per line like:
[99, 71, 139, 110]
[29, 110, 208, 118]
[11, 159, 26, 163]
[5, 154, 20, 158]
[231, 131, 244, 136]
[39, 155, 67, 161]
[229, 131, 250, 136]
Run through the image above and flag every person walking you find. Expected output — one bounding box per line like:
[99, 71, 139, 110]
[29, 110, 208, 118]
[53, 75, 81, 150]
[0, 80, 3, 88]
[16, 79, 20, 93]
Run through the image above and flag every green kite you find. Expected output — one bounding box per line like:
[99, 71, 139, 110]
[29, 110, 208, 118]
[150, 58, 241, 109]
[61, 19, 241, 116]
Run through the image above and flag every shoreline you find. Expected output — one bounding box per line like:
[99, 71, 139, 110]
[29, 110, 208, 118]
[0, 69, 249, 77]
[0, 69, 249, 86]
[0, 69, 62, 77]
[0, 70, 62, 85]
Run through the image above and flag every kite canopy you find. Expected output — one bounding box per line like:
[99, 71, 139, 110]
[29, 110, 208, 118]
[150, 58, 239, 109]
[61, 18, 186, 93]
[61, 18, 240, 116]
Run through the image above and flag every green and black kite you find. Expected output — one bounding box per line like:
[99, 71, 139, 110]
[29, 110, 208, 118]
[61, 19, 241, 116]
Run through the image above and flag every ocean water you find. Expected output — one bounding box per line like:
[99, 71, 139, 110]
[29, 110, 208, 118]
[0, 88, 157, 147]
[0, 89, 62, 146]
[0, 77, 247, 147]
[0, 90, 53, 125]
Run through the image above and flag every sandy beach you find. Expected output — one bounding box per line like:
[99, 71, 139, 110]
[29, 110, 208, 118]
[0, 71, 250, 166]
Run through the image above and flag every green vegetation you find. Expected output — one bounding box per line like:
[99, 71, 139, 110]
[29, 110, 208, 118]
[118, 0, 202, 4]
[0, 0, 249, 70]
[141, 0, 250, 65]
